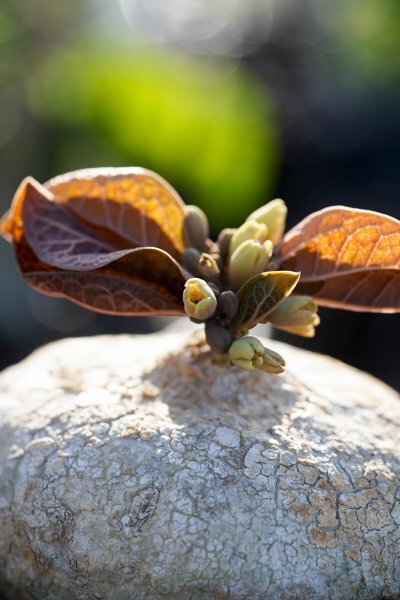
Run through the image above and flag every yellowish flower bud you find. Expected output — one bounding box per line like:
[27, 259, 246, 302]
[278, 324, 318, 338]
[182, 278, 217, 320]
[229, 220, 269, 257]
[247, 199, 287, 246]
[269, 296, 320, 338]
[229, 239, 273, 291]
[229, 336, 285, 374]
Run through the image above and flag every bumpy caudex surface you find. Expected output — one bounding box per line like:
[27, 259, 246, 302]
[0, 332, 399, 599]
[1, 167, 399, 372]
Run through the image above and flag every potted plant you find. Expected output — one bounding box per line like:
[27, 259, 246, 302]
[0, 168, 399, 599]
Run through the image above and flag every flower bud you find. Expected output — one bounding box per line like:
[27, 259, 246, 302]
[183, 205, 209, 251]
[228, 336, 285, 374]
[268, 296, 320, 338]
[205, 322, 232, 355]
[183, 278, 217, 320]
[217, 228, 235, 263]
[257, 347, 286, 374]
[219, 290, 239, 320]
[247, 199, 287, 246]
[229, 220, 269, 257]
[280, 324, 317, 338]
[198, 253, 220, 281]
[182, 248, 201, 276]
[229, 336, 265, 371]
[229, 239, 273, 291]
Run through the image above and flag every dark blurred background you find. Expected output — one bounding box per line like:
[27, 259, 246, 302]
[0, 0, 399, 389]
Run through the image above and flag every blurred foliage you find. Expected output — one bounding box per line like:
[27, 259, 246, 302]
[2, 0, 400, 230]
[313, 0, 400, 84]
[343, 2, 400, 83]
[0, 0, 84, 77]
[28, 44, 278, 229]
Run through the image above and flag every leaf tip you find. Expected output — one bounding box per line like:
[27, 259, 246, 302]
[5, 176, 53, 241]
[0, 209, 12, 242]
[22, 176, 53, 201]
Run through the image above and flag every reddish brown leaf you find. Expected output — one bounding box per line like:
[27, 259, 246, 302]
[276, 207, 400, 312]
[45, 167, 186, 260]
[22, 181, 115, 268]
[14, 232, 185, 317]
[4, 175, 187, 316]
[1, 177, 53, 243]
[0, 210, 12, 242]
[295, 269, 400, 312]
[24, 181, 186, 287]
[24, 271, 185, 316]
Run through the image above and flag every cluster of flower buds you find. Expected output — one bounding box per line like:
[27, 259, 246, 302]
[228, 336, 286, 374]
[181, 198, 319, 374]
[227, 199, 286, 290]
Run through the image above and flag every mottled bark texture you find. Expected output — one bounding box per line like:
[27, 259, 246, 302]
[0, 332, 399, 600]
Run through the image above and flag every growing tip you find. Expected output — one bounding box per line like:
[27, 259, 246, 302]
[246, 199, 288, 246]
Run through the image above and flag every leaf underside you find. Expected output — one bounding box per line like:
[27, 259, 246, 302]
[45, 167, 186, 260]
[277, 206, 400, 312]
[234, 271, 300, 331]
[2, 170, 187, 316]
[25, 270, 185, 316]
[294, 270, 400, 312]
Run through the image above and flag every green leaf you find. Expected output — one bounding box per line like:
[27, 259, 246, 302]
[233, 271, 300, 331]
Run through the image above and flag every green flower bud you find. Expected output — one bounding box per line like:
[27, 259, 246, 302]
[182, 248, 201, 276]
[219, 290, 239, 320]
[229, 220, 269, 257]
[247, 199, 287, 246]
[257, 347, 286, 374]
[228, 336, 285, 374]
[205, 322, 232, 355]
[183, 278, 217, 320]
[183, 205, 209, 251]
[268, 296, 320, 338]
[229, 239, 273, 291]
[229, 336, 265, 371]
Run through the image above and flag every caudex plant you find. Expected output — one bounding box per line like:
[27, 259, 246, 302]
[1, 168, 399, 374]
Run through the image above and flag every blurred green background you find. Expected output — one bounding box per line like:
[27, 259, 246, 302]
[0, 0, 399, 388]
